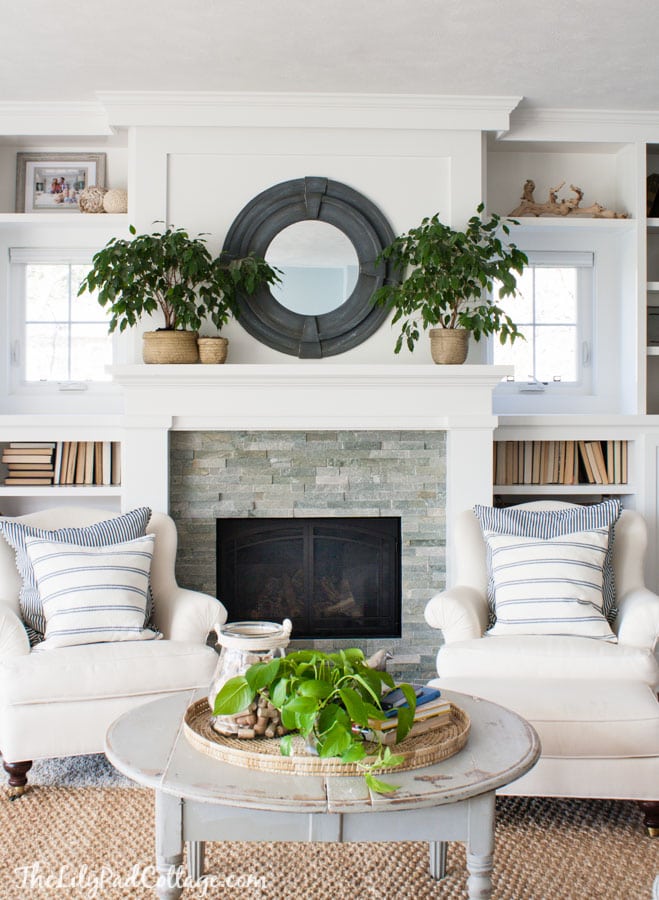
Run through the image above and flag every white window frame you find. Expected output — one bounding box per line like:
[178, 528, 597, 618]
[8, 248, 118, 397]
[490, 250, 595, 396]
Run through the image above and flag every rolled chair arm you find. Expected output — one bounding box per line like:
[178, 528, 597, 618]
[614, 587, 659, 650]
[424, 586, 489, 644]
[153, 587, 227, 644]
[0, 607, 30, 658]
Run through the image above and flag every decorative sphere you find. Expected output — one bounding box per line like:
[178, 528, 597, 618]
[103, 188, 128, 214]
[79, 185, 107, 214]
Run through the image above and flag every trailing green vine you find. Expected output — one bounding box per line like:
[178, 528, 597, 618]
[213, 648, 418, 793]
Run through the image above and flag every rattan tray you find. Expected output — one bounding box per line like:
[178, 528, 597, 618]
[183, 698, 470, 776]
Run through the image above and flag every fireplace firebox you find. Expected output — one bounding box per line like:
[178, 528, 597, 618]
[216, 517, 401, 640]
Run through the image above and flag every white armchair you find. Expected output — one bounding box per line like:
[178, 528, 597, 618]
[0, 507, 226, 795]
[425, 501, 659, 833]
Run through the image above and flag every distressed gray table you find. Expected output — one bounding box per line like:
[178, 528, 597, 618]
[105, 689, 540, 899]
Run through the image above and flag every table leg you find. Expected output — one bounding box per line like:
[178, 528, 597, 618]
[187, 840, 205, 882]
[465, 793, 495, 900]
[429, 841, 447, 880]
[155, 791, 183, 899]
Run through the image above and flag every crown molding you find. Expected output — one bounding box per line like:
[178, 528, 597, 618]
[501, 106, 659, 142]
[96, 91, 522, 132]
[0, 101, 112, 136]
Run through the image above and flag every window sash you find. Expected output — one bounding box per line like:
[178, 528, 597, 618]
[9, 251, 115, 392]
[492, 252, 594, 390]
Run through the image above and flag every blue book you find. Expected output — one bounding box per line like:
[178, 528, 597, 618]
[382, 684, 441, 717]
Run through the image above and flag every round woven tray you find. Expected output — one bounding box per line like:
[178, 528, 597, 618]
[183, 698, 470, 776]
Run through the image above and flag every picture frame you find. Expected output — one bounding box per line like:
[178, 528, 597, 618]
[15, 152, 106, 213]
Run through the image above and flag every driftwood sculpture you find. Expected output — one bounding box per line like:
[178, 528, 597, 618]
[509, 180, 628, 218]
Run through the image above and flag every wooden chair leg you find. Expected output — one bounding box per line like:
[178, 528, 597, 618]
[639, 801, 659, 837]
[3, 760, 32, 798]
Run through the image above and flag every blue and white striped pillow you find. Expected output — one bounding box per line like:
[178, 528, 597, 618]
[25, 534, 161, 650]
[0, 507, 154, 644]
[485, 528, 617, 641]
[474, 500, 621, 623]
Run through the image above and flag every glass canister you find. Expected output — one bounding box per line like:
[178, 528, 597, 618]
[208, 618, 292, 736]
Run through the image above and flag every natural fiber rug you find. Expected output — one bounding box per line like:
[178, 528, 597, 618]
[1, 784, 657, 899]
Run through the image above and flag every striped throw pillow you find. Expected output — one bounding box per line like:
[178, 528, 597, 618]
[474, 500, 621, 622]
[0, 507, 154, 645]
[485, 528, 617, 641]
[25, 534, 160, 650]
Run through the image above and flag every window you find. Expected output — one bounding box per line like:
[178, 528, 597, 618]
[9, 249, 113, 389]
[491, 252, 594, 390]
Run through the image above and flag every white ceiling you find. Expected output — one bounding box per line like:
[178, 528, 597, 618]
[2, 0, 659, 112]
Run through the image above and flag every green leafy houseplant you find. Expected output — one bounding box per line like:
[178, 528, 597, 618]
[78, 223, 280, 334]
[213, 648, 418, 794]
[371, 204, 528, 357]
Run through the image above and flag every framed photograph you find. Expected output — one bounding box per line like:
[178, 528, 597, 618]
[15, 152, 106, 213]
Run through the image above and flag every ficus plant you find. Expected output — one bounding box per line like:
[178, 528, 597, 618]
[78, 223, 280, 333]
[371, 204, 528, 353]
[213, 648, 418, 794]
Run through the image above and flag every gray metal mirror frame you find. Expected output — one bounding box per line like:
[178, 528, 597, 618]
[222, 176, 399, 357]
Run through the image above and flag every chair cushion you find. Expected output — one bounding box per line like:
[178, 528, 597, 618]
[437, 634, 659, 686]
[0, 507, 153, 644]
[432, 677, 659, 758]
[484, 528, 616, 641]
[26, 535, 160, 650]
[0, 639, 217, 705]
[474, 499, 621, 621]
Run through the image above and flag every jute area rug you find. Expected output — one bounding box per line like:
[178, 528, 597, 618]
[1, 758, 657, 899]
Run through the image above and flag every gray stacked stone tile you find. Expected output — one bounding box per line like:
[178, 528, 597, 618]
[169, 430, 446, 681]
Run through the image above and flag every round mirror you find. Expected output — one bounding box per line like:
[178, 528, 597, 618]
[223, 176, 399, 357]
[266, 221, 360, 315]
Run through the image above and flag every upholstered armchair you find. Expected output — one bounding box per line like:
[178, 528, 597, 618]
[0, 507, 226, 795]
[425, 501, 659, 833]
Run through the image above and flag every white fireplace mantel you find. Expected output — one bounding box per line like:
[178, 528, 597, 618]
[112, 363, 510, 581]
[113, 363, 509, 430]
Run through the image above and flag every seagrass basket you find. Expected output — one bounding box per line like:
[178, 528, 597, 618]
[142, 330, 199, 364]
[197, 336, 229, 364]
[429, 328, 469, 364]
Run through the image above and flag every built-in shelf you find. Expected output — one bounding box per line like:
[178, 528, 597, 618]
[647, 218, 659, 233]
[0, 486, 122, 497]
[648, 282, 659, 292]
[647, 347, 659, 356]
[509, 217, 634, 233]
[0, 213, 129, 225]
[494, 484, 633, 496]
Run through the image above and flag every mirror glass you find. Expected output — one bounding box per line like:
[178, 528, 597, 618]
[266, 221, 359, 315]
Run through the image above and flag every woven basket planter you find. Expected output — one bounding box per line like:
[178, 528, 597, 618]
[429, 328, 470, 365]
[142, 330, 199, 364]
[197, 336, 229, 364]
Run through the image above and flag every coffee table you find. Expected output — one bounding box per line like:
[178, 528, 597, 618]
[105, 688, 540, 899]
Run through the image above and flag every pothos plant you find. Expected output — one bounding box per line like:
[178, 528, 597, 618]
[78, 223, 280, 333]
[371, 204, 527, 353]
[213, 648, 418, 794]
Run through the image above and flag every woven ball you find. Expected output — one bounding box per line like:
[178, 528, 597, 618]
[79, 185, 107, 214]
[103, 188, 128, 214]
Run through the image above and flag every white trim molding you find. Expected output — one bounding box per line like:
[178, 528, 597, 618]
[97, 92, 523, 132]
[0, 102, 112, 136]
[502, 106, 659, 142]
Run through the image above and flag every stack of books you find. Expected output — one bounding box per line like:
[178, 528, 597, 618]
[1, 441, 122, 487]
[55, 441, 120, 486]
[1, 443, 56, 485]
[356, 684, 453, 746]
[494, 439, 628, 486]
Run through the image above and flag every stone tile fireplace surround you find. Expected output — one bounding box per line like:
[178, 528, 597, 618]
[113, 364, 507, 681]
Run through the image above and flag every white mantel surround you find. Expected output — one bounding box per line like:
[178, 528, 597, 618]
[112, 364, 510, 581]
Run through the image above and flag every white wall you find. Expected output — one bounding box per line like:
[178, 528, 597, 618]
[123, 125, 486, 365]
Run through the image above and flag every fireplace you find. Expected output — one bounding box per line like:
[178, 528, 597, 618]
[216, 517, 401, 640]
